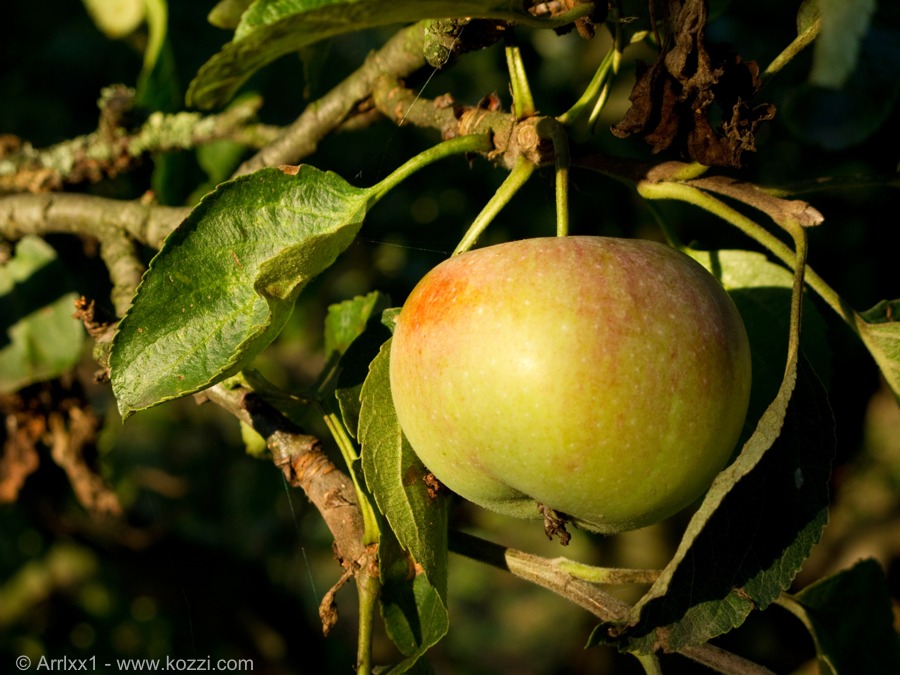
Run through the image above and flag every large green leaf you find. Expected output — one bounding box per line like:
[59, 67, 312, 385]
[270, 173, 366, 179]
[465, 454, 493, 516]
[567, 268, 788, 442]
[591, 358, 834, 653]
[110, 166, 370, 417]
[186, 0, 593, 109]
[589, 248, 834, 652]
[359, 339, 450, 671]
[789, 559, 900, 674]
[0, 236, 85, 393]
[688, 247, 830, 436]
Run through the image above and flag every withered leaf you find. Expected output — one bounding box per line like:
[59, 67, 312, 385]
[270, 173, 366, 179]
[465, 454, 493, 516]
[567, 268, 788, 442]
[611, 0, 775, 168]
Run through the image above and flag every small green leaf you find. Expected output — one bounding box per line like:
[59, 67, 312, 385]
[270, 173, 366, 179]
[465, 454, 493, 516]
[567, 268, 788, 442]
[324, 291, 391, 359]
[790, 559, 900, 674]
[856, 299, 900, 402]
[186, 0, 589, 109]
[110, 166, 370, 417]
[0, 236, 86, 394]
[323, 292, 393, 437]
[359, 339, 451, 668]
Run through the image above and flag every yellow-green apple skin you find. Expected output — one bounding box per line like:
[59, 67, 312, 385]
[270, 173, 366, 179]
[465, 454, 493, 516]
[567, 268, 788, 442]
[389, 236, 752, 533]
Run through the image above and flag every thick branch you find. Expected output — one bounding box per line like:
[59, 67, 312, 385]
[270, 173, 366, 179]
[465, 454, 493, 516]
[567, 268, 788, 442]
[233, 22, 429, 176]
[0, 192, 188, 313]
[0, 192, 188, 250]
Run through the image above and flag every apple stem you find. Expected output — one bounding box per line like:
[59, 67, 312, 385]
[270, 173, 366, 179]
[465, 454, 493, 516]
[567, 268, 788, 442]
[541, 119, 571, 237]
[448, 530, 773, 673]
[355, 559, 381, 675]
[557, 559, 661, 585]
[453, 157, 535, 254]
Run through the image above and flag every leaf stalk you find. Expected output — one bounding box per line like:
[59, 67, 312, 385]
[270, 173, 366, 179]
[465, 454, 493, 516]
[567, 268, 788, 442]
[368, 134, 493, 204]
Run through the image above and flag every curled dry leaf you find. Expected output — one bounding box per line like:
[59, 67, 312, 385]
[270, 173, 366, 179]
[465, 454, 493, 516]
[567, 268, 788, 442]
[611, 0, 775, 168]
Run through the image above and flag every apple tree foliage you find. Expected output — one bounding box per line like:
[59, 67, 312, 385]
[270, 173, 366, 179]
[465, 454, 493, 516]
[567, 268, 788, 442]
[2, 0, 900, 673]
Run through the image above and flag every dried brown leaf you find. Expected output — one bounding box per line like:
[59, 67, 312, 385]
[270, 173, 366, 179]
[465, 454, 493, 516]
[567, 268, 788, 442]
[611, 0, 774, 168]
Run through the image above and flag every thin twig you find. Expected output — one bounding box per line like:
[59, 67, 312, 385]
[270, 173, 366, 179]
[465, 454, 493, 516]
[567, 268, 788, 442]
[0, 96, 276, 193]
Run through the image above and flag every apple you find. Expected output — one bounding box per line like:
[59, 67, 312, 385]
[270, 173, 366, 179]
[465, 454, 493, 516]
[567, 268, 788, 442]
[389, 236, 752, 534]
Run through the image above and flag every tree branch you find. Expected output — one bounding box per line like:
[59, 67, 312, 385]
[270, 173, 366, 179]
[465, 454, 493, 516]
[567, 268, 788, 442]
[198, 381, 367, 573]
[0, 90, 277, 194]
[0, 192, 187, 249]
[232, 22, 430, 176]
[0, 192, 188, 314]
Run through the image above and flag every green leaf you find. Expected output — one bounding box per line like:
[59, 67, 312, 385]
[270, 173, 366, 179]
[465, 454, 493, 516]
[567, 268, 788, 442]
[377, 524, 447, 674]
[688, 248, 830, 437]
[590, 358, 834, 653]
[359, 339, 451, 669]
[0, 237, 86, 394]
[324, 291, 391, 359]
[110, 165, 370, 417]
[784, 2, 900, 149]
[856, 299, 900, 402]
[809, 0, 876, 89]
[186, 0, 590, 109]
[323, 292, 393, 437]
[789, 559, 900, 675]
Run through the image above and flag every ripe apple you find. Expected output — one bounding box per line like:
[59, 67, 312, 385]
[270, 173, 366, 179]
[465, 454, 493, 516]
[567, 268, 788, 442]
[389, 236, 752, 534]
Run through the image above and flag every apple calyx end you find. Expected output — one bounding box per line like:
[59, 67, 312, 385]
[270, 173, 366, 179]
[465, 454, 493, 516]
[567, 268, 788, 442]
[538, 502, 571, 546]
